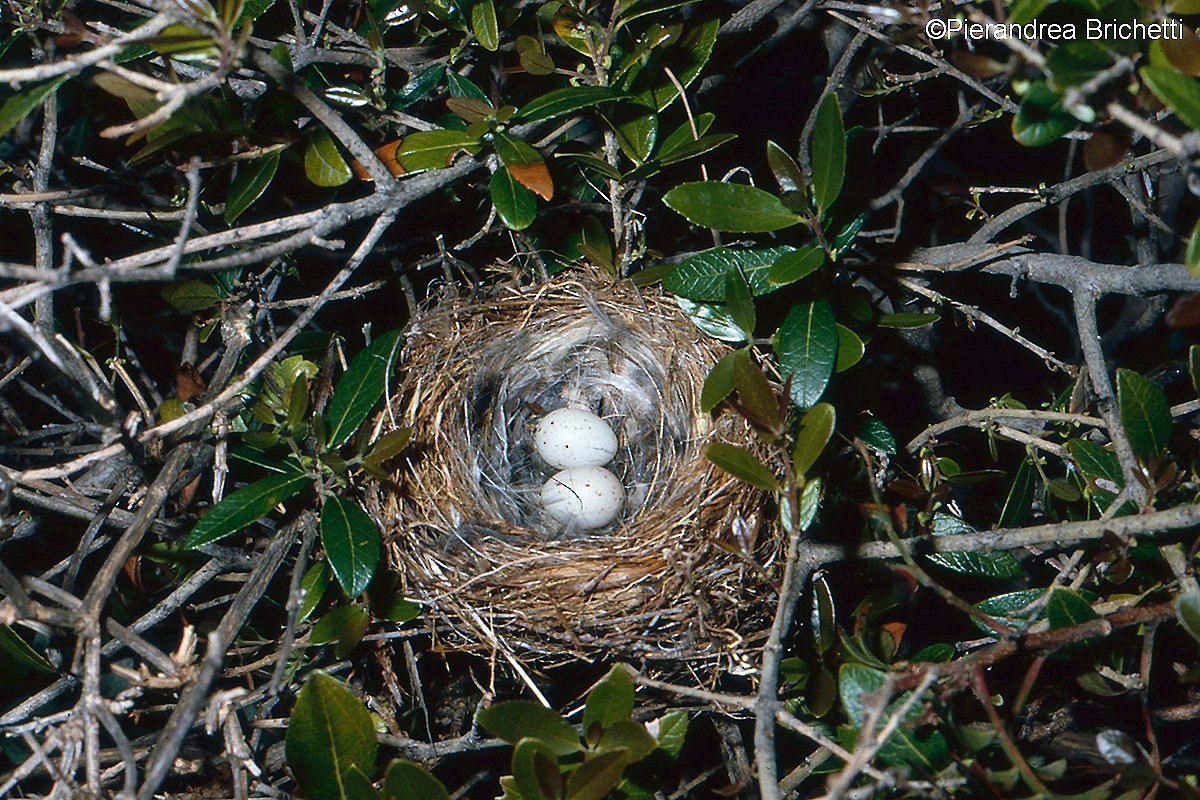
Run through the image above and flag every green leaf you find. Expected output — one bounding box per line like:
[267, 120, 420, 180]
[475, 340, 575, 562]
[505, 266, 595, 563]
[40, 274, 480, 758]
[162, 281, 221, 312]
[397, 129, 481, 172]
[383, 760, 450, 800]
[1013, 81, 1075, 146]
[311, 604, 369, 656]
[446, 71, 488, 101]
[394, 65, 445, 109]
[812, 571, 836, 654]
[1117, 367, 1172, 460]
[1046, 42, 1113, 91]
[1046, 588, 1098, 629]
[998, 460, 1037, 528]
[768, 247, 824, 287]
[858, 417, 896, 454]
[1142, 66, 1200, 130]
[1009, 0, 1049, 23]
[0, 625, 55, 674]
[597, 720, 656, 763]
[663, 182, 802, 233]
[305, 130, 352, 187]
[584, 666, 635, 734]
[792, 402, 835, 478]
[364, 428, 411, 469]
[658, 112, 714, 157]
[299, 561, 329, 622]
[518, 86, 636, 123]
[733, 350, 780, 432]
[927, 514, 1025, 580]
[321, 497, 382, 598]
[766, 139, 805, 195]
[613, 108, 658, 164]
[725, 271, 756, 341]
[1177, 593, 1200, 644]
[224, 150, 281, 223]
[811, 93, 846, 213]
[835, 324, 864, 372]
[512, 738, 562, 800]
[664, 246, 795, 300]
[658, 133, 735, 165]
[1188, 220, 1200, 276]
[700, 349, 742, 412]
[796, 476, 822, 531]
[470, 0, 499, 50]
[975, 589, 1045, 630]
[490, 167, 537, 230]
[1191, 345, 1200, 397]
[675, 297, 747, 342]
[653, 711, 688, 758]
[1068, 439, 1122, 487]
[326, 330, 404, 448]
[839, 663, 885, 728]
[838, 663, 948, 769]
[704, 443, 779, 491]
[286, 672, 379, 800]
[877, 312, 939, 329]
[564, 750, 629, 800]
[633, 18, 718, 111]
[777, 300, 838, 409]
[477, 701, 582, 757]
[187, 471, 308, 548]
[0, 76, 67, 139]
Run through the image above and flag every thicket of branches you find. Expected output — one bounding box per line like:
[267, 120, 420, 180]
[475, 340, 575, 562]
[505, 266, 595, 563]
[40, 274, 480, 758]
[3, 0, 1200, 798]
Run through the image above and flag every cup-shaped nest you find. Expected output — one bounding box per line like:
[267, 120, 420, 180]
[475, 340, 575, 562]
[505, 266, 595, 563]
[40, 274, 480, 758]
[366, 271, 785, 670]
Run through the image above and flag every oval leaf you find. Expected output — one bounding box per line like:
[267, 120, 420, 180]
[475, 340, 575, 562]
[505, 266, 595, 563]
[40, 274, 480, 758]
[286, 672, 378, 800]
[810, 93, 845, 213]
[470, 0, 499, 51]
[663, 182, 802, 233]
[1142, 66, 1200, 130]
[305, 130, 351, 188]
[768, 247, 824, 287]
[383, 760, 449, 800]
[187, 470, 308, 548]
[664, 246, 794, 300]
[476, 701, 581, 757]
[326, 330, 404, 448]
[700, 349, 742, 412]
[518, 86, 635, 123]
[396, 130, 481, 172]
[225, 150, 281, 224]
[704, 442, 779, 491]
[584, 666, 634, 733]
[1116, 367, 1171, 461]
[0, 76, 67, 139]
[490, 167, 537, 230]
[792, 402, 835, 478]
[321, 496, 382, 597]
[777, 300, 837, 409]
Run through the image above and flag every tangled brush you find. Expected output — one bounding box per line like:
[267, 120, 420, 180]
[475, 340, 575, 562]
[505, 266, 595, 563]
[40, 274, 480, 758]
[366, 269, 786, 671]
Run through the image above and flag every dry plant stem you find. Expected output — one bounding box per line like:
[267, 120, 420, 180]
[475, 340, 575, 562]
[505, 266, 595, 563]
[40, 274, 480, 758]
[1072, 290, 1148, 505]
[906, 407, 1104, 452]
[972, 668, 1051, 796]
[0, 14, 173, 87]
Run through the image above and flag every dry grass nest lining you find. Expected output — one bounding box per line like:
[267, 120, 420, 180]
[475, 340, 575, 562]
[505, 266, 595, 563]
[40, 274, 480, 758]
[367, 271, 786, 668]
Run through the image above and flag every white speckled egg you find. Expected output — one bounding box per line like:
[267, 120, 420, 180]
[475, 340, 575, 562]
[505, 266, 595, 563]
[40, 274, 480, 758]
[533, 408, 618, 468]
[541, 466, 625, 530]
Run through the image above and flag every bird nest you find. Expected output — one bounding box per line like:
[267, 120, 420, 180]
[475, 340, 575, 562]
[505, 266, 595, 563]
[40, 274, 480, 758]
[365, 269, 786, 672]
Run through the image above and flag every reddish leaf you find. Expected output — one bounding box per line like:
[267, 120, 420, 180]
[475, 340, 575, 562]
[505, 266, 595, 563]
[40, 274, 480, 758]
[507, 160, 554, 200]
[1084, 125, 1131, 172]
[1167, 293, 1200, 329]
[1162, 25, 1200, 77]
[350, 140, 407, 181]
[950, 50, 1006, 78]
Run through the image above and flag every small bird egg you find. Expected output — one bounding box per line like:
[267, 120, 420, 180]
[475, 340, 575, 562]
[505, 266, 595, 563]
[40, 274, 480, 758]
[541, 466, 625, 530]
[533, 408, 618, 468]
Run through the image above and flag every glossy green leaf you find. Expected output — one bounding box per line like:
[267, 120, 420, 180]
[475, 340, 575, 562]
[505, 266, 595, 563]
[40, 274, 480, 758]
[1046, 42, 1113, 90]
[664, 246, 794, 300]
[1046, 588, 1098, 629]
[927, 524, 1024, 581]
[477, 701, 582, 756]
[812, 571, 836, 654]
[633, 18, 717, 111]
[446, 71, 488, 101]
[675, 297, 746, 342]
[1177, 594, 1200, 644]
[974, 589, 1045, 630]
[470, 0, 499, 50]
[777, 300, 837, 409]
[396, 129, 480, 172]
[810, 93, 846, 213]
[877, 312, 939, 329]
[286, 672, 378, 800]
[518, 86, 635, 123]
[305, 130, 352, 187]
[766, 139, 804, 195]
[733, 348, 781, 431]
[394, 65, 445, 109]
[311, 604, 369, 656]
[1142, 66, 1200, 130]
[724, 271, 756, 341]
[657, 112, 714, 157]
[663, 182, 802, 233]
[1117, 368, 1172, 460]
[1188, 219, 1200, 276]
[858, 417, 896, 454]
[658, 133, 734, 165]
[597, 720, 656, 763]
[512, 738, 561, 800]
[490, 167, 537, 230]
[768, 247, 824, 287]
[584, 665, 635, 733]
[187, 471, 308, 548]
[564, 749, 629, 800]
[1068, 439, 1122, 487]
[383, 759, 450, 800]
[364, 428, 411, 469]
[1009, 0, 1049, 23]
[299, 560, 329, 622]
[321, 497, 381, 598]
[835, 324, 864, 372]
[1013, 81, 1075, 146]
[326, 330, 404, 448]
[162, 281, 221, 312]
[614, 108, 658, 164]
[796, 476, 822, 531]
[0, 625, 55, 674]
[224, 150, 280, 223]
[653, 711, 688, 757]
[704, 443, 779, 491]
[700, 349, 743, 412]
[998, 460, 1037, 528]
[792, 402, 836, 478]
